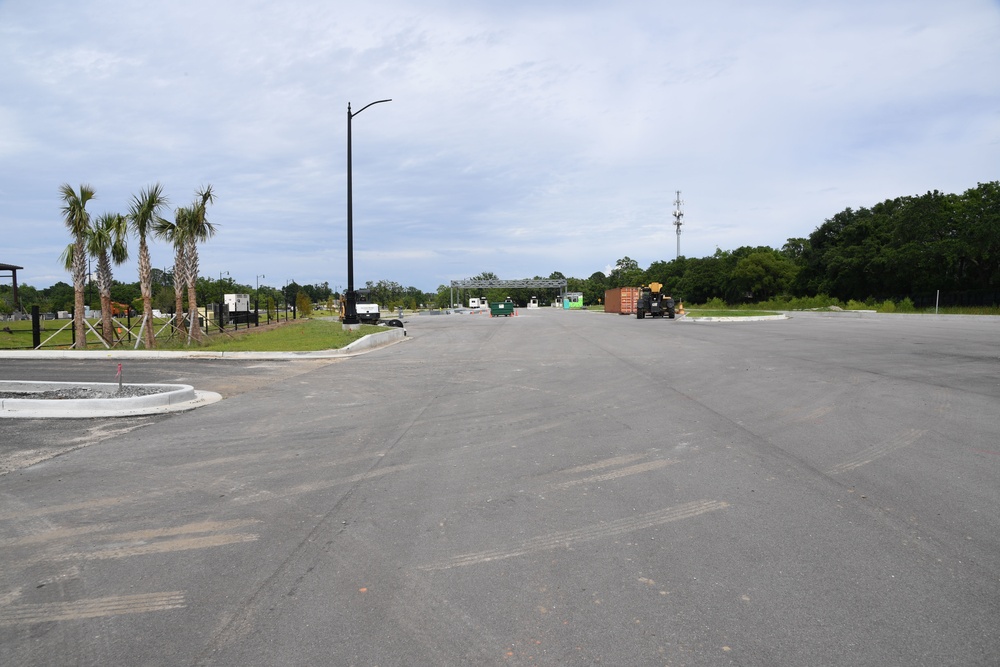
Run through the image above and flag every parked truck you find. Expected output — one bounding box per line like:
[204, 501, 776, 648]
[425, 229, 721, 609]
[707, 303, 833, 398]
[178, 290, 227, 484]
[636, 283, 675, 319]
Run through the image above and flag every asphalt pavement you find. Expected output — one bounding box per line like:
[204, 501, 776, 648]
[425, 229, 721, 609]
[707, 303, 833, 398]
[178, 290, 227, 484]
[1, 308, 998, 666]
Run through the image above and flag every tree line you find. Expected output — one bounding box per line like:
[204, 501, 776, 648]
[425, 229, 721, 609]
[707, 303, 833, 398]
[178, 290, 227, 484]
[4, 180, 997, 332]
[433, 181, 1000, 309]
[1, 274, 338, 320]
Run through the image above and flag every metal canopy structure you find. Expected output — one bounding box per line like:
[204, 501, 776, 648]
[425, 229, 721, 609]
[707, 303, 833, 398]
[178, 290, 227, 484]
[450, 279, 567, 289]
[449, 278, 568, 308]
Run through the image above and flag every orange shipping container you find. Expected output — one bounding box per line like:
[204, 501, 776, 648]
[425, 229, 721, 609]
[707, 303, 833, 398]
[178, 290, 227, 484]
[604, 287, 639, 315]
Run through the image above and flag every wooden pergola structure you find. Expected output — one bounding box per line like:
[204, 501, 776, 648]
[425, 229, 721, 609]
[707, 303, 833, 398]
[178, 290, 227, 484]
[0, 263, 24, 311]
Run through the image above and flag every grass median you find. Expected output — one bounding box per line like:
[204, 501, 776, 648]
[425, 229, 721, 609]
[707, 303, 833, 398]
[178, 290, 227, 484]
[1, 318, 385, 352]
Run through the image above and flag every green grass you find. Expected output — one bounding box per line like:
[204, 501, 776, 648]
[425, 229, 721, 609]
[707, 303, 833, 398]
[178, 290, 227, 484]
[158, 319, 382, 352]
[0, 317, 383, 351]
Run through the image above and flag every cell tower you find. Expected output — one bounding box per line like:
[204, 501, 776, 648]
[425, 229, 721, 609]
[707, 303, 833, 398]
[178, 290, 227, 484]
[672, 191, 684, 259]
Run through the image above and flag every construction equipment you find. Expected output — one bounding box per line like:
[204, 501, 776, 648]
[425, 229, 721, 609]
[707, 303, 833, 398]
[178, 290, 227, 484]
[635, 283, 675, 319]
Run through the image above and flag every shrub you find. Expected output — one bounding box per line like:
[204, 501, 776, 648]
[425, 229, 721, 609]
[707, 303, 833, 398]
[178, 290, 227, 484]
[878, 299, 896, 313]
[897, 297, 916, 313]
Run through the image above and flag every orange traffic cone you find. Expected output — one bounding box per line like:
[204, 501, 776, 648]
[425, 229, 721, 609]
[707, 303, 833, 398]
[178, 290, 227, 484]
[677, 301, 685, 315]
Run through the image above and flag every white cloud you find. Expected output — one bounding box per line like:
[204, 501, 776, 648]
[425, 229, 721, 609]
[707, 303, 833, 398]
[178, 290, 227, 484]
[1, 0, 998, 292]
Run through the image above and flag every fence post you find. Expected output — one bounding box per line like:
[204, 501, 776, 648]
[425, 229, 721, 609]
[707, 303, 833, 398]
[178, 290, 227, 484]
[31, 306, 40, 348]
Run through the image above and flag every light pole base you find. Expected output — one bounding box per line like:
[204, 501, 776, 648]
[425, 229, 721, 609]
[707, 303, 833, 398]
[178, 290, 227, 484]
[342, 322, 362, 331]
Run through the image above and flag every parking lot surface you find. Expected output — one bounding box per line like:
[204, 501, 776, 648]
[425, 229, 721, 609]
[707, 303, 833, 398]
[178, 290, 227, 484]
[1, 309, 998, 665]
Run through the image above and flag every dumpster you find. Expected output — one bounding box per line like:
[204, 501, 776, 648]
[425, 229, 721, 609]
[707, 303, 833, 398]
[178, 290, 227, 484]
[490, 300, 514, 317]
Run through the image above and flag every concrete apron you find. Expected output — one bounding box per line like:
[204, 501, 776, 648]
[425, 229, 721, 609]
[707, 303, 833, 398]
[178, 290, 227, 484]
[0, 381, 223, 419]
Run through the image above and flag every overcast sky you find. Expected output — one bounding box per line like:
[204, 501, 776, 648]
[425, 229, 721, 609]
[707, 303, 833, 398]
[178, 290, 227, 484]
[2, 0, 998, 293]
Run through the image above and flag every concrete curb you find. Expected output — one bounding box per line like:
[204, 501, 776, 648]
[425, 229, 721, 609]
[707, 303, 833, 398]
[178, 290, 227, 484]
[0, 327, 406, 361]
[679, 315, 789, 323]
[0, 381, 223, 418]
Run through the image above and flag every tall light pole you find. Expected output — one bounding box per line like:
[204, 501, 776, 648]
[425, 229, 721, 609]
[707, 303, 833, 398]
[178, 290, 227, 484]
[344, 98, 392, 330]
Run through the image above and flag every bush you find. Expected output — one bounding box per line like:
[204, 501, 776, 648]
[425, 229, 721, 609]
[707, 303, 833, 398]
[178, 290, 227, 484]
[878, 299, 896, 313]
[897, 297, 916, 313]
[703, 297, 727, 309]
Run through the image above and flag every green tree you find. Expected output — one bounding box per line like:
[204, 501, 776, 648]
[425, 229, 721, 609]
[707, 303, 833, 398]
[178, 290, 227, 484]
[608, 256, 644, 288]
[730, 249, 798, 301]
[129, 183, 169, 348]
[296, 290, 313, 317]
[582, 271, 607, 306]
[675, 251, 730, 303]
[59, 183, 96, 348]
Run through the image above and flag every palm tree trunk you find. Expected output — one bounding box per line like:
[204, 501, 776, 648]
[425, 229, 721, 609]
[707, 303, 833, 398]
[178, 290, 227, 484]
[138, 237, 156, 349]
[96, 253, 114, 345]
[185, 236, 202, 343]
[173, 246, 187, 338]
[72, 237, 87, 349]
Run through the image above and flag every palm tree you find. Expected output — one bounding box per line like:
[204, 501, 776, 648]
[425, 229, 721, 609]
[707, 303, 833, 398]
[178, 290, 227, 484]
[88, 213, 129, 345]
[183, 185, 217, 343]
[59, 184, 95, 349]
[154, 207, 190, 339]
[128, 183, 168, 349]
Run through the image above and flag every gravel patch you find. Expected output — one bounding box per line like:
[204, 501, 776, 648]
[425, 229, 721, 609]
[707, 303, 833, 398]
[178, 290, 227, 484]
[0, 386, 166, 400]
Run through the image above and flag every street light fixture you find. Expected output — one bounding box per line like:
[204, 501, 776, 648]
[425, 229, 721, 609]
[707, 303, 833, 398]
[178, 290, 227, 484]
[343, 98, 392, 330]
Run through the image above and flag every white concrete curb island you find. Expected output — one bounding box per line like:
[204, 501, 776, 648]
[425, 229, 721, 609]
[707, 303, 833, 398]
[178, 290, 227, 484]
[0, 328, 405, 418]
[0, 381, 222, 419]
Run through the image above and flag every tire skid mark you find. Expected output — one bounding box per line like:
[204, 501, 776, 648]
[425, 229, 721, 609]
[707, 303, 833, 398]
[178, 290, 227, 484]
[557, 452, 651, 475]
[797, 405, 835, 423]
[0, 496, 130, 522]
[48, 532, 259, 562]
[4, 520, 262, 565]
[419, 500, 729, 571]
[0, 523, 113, 547]
[551, 459, 678, 489]
[826, 428, 926, 474]
[228, 463, 417, 506]
[107, 518, 260, 542]
[171, 449, 387, 472]
[0, 591, 186, 626]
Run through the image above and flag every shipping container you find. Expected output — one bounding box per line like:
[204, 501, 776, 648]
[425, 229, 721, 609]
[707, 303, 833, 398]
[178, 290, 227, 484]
[604, 287, 639, 314]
